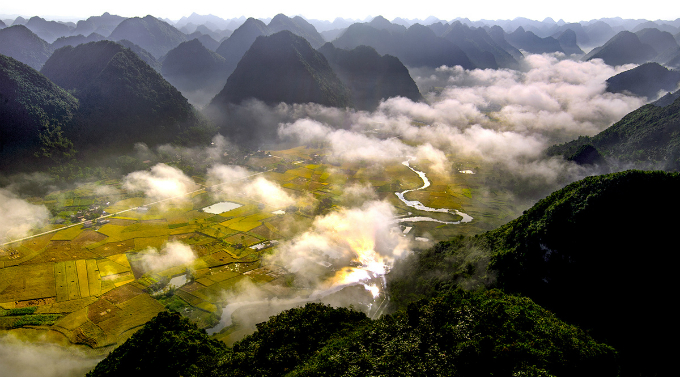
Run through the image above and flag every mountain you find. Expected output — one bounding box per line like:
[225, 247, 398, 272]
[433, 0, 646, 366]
[72, 12, 125, 37]
[210, 31, 351, 108]
[486, 170, 680, 376]
[583, 31, 658, 66]
[88, 292, 617, 377]
[487, 25, 524, 61]
[24, 16, 72, 43]
[556, 29, 584, 55]
[547, 92, 680, 169]
[215, 18, 271, 78]
[605, 62, 680, 99]
[319, 43, 423, 110]
[0, 25, 53, 70]
[550, 23, 590, 46]
[40, 41, 205, 151]
[505, 26, 564, 54]
[192, 33, 220, 51]
[333, 22, 474, 69]
[267, 14, 325, 49]
[116, 39, 162, 72]
[0, 54, 79, 170]
[389, 169, 680, 376]
[441, 21, 519, 69]
[51, 33, 105, 50]
[635, 28, 680, 56]
[368, 15, 407, 34]
[0, 20, 6, 28]
[109, 15, 187, 58]
[160, 39, 230, 107]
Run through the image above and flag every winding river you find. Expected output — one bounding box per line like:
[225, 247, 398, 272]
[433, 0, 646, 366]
[394, 160, 473, 225]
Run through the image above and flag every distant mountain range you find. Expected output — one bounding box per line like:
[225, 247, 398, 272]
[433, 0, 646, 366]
[0, 25, 53, 69]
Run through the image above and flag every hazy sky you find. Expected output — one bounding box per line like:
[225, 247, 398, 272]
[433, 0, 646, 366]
[1, 0, 676, 23]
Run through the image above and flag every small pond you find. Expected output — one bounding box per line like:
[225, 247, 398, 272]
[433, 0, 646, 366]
[202, 201, 242, 214]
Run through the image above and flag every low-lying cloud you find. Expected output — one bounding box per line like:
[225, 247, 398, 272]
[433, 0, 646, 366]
[0, 188, 50, 244]
[139, 241, 196, 273]
[207, 164, 296, 209]
[123, 163, 198, 203]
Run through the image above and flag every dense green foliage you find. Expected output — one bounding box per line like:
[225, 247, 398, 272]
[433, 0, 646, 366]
[41, 41, 213, 153]
[87, 311, 228, 377]
[486, 170, 680, 376]
[548, 93, 680, 169]
[89, 291, 617, 377]
[387, 170, 680, 376]
[213, 304, 370, 376]
[0, 54, 79, 170]
[289, 290, 617, 377]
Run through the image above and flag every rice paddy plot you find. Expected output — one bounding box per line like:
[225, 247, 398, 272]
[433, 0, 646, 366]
[0, 263, 56, 304]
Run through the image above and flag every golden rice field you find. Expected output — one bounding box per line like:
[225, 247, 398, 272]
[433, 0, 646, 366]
[0, 146, 519, 349]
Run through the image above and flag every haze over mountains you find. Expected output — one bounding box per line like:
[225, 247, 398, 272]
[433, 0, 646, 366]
[3, 9, 680, 377]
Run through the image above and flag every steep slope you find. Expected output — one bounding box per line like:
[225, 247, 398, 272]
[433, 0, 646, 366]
[487, 25, 524, 61]
[24, 16, 72, 43]
[40, 41, 204, 151]
[584, 31, 658, 66]
[547, 92, 680, 169]
[267, 14, 325, 49]
[116, 39, 162, 72]
[0, 54, 79, 170]
[605, 62, 680, 99]
[486, 170, 680, 376]
[215, 18, 271, 77]
[210, 31, 351, 108]
[505, 26, 564, 54]
[556, 29, 584, 55]
[441, 21, 519, 69]
[160, 39, 230, 106]
[636, 28, 680, 56]
[0, 25, 53, 70]
[319, 43, 422, 110]
[109, 15, 187, 58]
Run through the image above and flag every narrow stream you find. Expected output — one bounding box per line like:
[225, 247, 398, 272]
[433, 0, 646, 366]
[394, 160, 473, 224]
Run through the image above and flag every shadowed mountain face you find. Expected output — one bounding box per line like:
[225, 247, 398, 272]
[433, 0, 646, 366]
[319, 43, 422, 110]
[488, 169, 680, 376]
[441, 21, 519, 69]
[334, 22, 474, 69]
[505, 27, 564, 54]
[116, 39, 162, 72]
[160, 39, 231, 107]
[215, 18, 271, 77]
[0, 25, 53, 70]
[635, 28, 680, 56]
[40, 41, 202, 151]
[584, 31, 658, 66]
[556, 29, 584, 55]
[0, 54, 79, 170]
[51, 33, 105, 50]
[605, 62, 680, 100]
[109, 15, 187, 58]
[207, 31, 352, 144]
[211, 31, 351, 108]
